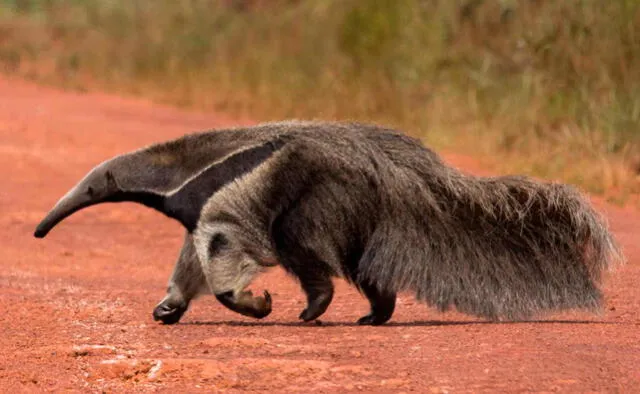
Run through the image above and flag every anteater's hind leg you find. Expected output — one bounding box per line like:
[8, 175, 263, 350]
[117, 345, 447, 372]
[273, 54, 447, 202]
[357, 281, 396, 325]
[298, 274, 334, 322]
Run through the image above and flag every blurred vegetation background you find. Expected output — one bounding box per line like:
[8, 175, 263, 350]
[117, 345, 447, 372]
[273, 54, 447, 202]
[1, 0, 639, 201]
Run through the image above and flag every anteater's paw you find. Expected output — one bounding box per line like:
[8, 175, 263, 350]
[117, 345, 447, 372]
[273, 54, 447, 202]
[251, 290, 272, 319]
[153, 301, 187, 325]
[299, 307, 320, 322]
[216, 289, 272, 319]
[357, 313, 390, 326]
[298, 292, 333, 322]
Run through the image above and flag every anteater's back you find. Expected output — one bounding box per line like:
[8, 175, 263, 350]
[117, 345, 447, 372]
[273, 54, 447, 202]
[259, 121, 622, 320]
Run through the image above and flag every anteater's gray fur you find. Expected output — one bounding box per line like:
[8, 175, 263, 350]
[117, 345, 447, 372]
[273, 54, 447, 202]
[34, 121, 623, 325]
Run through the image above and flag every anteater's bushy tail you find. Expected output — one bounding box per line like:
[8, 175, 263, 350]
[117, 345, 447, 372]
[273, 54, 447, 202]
[358, 163, 624, 320]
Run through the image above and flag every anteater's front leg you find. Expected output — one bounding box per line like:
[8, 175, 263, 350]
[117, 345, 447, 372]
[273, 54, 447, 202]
[216, 289, 272, 319]
[198, 231, 272, 319]
[153, 231, 207, 324]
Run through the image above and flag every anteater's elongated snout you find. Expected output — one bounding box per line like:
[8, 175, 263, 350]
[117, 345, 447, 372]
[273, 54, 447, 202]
[34, 188, 95, 238]
[33, 134, 288, 238]
[34, 164, 120, 238]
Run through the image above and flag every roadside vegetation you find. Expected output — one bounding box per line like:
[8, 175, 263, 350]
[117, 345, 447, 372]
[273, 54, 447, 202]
[1, 0, 639, 202]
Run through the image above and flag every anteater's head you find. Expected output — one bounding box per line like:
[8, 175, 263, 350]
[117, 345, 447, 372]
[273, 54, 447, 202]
[34, 130, 286, 238]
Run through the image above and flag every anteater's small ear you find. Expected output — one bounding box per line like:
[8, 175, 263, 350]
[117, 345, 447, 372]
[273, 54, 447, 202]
[105, 170, 119, 191]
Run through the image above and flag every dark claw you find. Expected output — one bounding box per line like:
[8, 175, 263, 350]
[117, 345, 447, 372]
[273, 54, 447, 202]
[299, 306, 328, 322]
[298, 291, 333, 322]
[299, 308, 316, 322]
[357, 313, 390, 326]
[153, 302, 187, 325]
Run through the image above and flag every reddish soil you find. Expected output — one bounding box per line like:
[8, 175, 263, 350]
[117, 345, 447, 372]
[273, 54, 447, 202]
[1, 76, 638, 393]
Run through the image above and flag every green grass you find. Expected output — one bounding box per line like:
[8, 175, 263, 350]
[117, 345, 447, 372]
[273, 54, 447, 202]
[1, 0, 639, 201]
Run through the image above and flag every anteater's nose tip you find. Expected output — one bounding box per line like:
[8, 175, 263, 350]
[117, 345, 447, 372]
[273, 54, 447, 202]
[34, 225, 48, 238]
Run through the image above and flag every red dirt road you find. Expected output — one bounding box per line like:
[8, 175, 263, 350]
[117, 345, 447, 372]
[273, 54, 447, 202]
[1, 76, 639, 393]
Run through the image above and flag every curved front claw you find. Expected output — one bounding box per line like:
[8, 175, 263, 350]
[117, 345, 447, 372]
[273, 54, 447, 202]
[253, 290, 272, 319]
[216, 289, 272, 319]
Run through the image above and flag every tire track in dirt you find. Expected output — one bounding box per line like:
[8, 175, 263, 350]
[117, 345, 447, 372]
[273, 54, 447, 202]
[1, 76, 638, 392]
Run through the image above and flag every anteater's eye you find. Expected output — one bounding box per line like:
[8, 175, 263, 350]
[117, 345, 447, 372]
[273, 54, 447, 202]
[87, 186, 94, 196]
